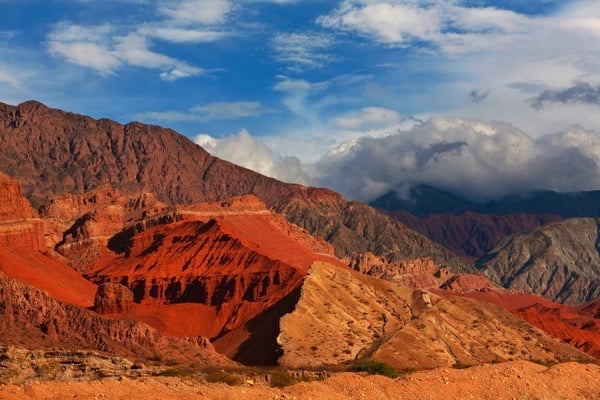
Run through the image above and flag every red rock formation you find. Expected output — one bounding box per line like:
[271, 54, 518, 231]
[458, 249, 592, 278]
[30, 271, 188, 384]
[94, 283, 134, 314]
[0, 100, 468, 272]
[0, 171, 44, 252]
[0, 272, 230, 366]
[86, 203, 346, 339]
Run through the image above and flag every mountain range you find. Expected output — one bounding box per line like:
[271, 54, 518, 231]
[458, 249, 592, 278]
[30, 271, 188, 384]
[0, 100, 599, 381]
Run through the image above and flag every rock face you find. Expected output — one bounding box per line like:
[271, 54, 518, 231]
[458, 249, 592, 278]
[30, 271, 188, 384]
[476, 218, 600, 305]
[392, 210, 562, 261]
[349, 252, 456, 289]
[0, 272, 230, 366]
[40, 186, 172, 273]
[275, 263, 591, 370]
[0, 100, 467, 272]
[85, 197, 346, 342]
[0, 171, 44, 252]
[94, 283, 134, 315]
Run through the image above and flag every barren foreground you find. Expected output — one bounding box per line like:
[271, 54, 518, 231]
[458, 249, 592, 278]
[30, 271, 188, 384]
[2, 361, 599, 400]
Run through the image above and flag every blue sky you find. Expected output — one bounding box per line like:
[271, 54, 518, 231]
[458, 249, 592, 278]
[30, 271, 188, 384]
[3, 0, 600, 201]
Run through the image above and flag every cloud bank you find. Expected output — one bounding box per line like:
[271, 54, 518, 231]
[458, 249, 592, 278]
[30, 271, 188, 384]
[194, 117, 600, 203]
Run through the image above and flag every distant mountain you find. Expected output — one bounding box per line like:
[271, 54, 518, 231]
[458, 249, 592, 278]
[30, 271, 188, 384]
[370, 185, 600, 260]
[476, 218, 600, 305]
[371, 185, 600, 218]
[0, 100, 466, 272]
[393, 211, 561, 261]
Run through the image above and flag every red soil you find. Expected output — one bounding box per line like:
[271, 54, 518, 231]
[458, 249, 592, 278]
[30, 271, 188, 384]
[0, 248, 96, 308]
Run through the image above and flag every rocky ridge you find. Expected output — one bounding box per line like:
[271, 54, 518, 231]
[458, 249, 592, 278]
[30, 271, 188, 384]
[476, 217, 600, 304]
[0, 100, 467, 273]
[275, 262, 590, 370]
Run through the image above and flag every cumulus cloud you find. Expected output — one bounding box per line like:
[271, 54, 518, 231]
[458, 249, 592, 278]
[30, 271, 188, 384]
[192, 115, 600, 204]
[314, 118, 600, 202]
[136, 101, 267, 122]
[193, 130, 310, 184]
[271, 32, 335, 72]
[531, 81, 600, 109]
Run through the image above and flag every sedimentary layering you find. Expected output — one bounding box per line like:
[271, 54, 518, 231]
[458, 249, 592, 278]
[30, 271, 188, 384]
[0, 171, 44, 252]
[0, 272, 230, 366]
[477, 218, 600, 304]
[0, 100, 466, 272]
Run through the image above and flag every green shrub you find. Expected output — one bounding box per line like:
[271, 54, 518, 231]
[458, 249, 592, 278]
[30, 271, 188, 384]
[349, 360, 398, 378]
[270, 371, 297, 387]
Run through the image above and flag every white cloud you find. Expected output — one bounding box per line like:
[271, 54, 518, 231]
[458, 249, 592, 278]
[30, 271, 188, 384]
[190, 101, 265, 119]
[319, 1, 442, 45]
[335, 106, 402, 129]
[47, 24, 203, 80]
[314, 117, 600, 201]
[193, 130, 310, 184]
[271, 32, 335, 72]
[190, 113, 600, 204]
[47, 24, 121, 75]
[135, 101, 266, 122]
[159, 0, 232, 25]
[318, 1, 531, 53]
[114, 33, 203, 80]
[0, 66, 23, 89]
[48, 41, 122, 75]
[138, 25, 227, 43]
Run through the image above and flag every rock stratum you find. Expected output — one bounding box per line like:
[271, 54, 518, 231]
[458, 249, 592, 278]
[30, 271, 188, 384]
[0, 100, 465, 272]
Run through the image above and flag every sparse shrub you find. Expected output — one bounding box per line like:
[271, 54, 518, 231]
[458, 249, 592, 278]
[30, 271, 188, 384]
[310, 345, 318, 352]
[270, 371, 296, 387]
[203, 368, 242, 386]
[349, 360, 398, 378]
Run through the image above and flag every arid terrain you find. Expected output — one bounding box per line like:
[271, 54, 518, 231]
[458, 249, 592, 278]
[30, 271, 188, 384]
[1, 101, 600, 399]
[1, 360, 600, 400]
